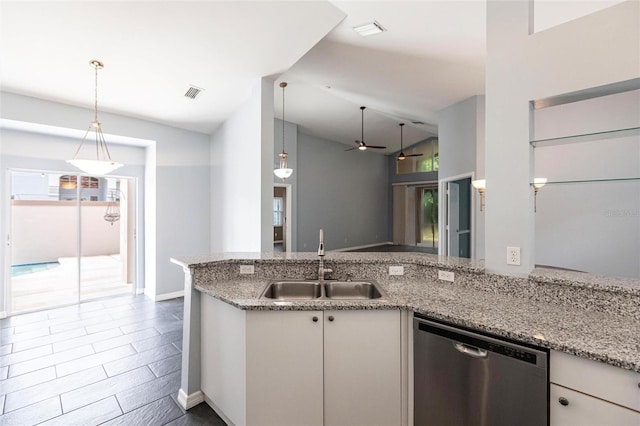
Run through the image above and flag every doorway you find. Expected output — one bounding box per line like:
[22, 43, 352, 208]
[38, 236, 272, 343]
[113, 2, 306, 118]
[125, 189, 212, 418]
[273, 183, 292, 252]
[8, 170, 136, 314]
[445, 177, 472, 258]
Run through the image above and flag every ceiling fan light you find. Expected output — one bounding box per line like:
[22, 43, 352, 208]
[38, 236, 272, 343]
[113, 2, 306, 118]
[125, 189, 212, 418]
[358, 145, 367, 151]
[398, 153, 406, 161]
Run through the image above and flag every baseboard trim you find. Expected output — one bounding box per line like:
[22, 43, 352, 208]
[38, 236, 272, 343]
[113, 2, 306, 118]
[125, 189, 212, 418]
[177, 389, 204, 410]
[204, 394, 234, 425]
[154, 290, 184, 302]
[331, 241, 394, 252]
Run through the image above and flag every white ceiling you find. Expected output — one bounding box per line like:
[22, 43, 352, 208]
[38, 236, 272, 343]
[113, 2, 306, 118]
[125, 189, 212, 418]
[0, 0, 626, 155]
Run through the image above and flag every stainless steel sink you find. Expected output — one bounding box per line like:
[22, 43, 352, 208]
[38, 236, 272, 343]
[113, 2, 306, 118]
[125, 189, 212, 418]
[324, 281, 384, 300]
[260, 280, 387, 301]
[260, 281, 322, 300]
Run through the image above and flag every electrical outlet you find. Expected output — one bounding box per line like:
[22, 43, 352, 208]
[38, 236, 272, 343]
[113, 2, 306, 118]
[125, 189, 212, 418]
[239, 265, 255, 274]
[507, 247, 521, 266]
[438, 270, 455, 282]
[389, 265, 404, 276]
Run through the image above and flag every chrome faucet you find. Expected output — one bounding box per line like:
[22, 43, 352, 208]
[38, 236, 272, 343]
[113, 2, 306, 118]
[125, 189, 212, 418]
[317, 229, 332, 280]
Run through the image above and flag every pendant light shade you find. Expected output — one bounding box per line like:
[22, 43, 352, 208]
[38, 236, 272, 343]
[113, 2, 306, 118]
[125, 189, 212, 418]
[67, 60, 123, 175]
[274, 82, 293, 180]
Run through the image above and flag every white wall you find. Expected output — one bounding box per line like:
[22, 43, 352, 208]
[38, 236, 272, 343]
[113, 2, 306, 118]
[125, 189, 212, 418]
[210, 78, 274, 252]
[0, 92, 210, 303]
[484, 0, 640, 276]
[534, 90, 640, 278]
[438, 95, 486, 259]
[296, 132, 389, 251]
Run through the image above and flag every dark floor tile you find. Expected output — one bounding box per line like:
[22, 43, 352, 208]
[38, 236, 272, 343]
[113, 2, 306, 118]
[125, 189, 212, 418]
[49, 313, 113, 334]
[120, 317, 181, 335]
[12, 327, 87, 353]
[4, 365, 106, 413]
[172, 340, 183, 352]
[61, 366, 156, 413]
[104, 395, 183, 426]
[56, 344, 136, 377]
[52, 327, 122, 353]
[46, 301, 106, 319]
[0, 395, 61, 424]
[165, 402, 228, 426]
[103, 343, 180, 377]
[92, 327, 159, 353]
[0, 344, 53, 368]
[0, 344, 11, 356]
[132, 329, 182, 353]
[85, 310, 161, 334]
[115, 370, 180, 413]
[149, 354, 182, 378]
[39, 395, 122, 425]
[1, 326, 50, 344]
[9, 344, 93, 377]
[155, 319, 184, 334]
[0, 366, 56, 395]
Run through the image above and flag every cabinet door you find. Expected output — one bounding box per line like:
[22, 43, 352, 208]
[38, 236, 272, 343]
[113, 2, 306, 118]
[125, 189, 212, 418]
[324, 310, 401, 426]
[245, 310, 324, 426]
[551, 384, 640, 426]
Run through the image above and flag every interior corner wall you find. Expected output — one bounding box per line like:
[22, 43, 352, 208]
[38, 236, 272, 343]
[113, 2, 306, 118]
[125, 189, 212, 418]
[296, 133, 389, 251]
[438, 95, 486, 259]
[0, 92, 211, 301]
[210, 78, 274, 252]
[273, 119, 298, 251]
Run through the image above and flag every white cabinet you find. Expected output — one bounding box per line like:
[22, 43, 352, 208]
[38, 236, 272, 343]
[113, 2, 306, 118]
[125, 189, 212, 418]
[200, 295, 401, 426]
[550, 350, 640, 426]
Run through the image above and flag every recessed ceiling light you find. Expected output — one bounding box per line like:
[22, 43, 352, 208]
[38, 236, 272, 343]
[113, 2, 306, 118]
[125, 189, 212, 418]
[353, 21, 386, 36]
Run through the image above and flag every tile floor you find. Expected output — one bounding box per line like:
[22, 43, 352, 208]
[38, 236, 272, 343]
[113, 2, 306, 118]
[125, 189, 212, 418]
[0, 295, 226, 425]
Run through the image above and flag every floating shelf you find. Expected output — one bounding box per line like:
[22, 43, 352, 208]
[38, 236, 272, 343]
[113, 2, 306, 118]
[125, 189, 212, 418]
[530, 127, 640, 148]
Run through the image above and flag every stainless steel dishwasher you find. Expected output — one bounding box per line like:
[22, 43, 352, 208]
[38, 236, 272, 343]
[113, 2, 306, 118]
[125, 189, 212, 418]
[414, 315, 548, 426]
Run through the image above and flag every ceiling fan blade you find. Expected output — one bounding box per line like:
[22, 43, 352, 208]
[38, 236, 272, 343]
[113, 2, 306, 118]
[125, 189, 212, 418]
[406, 153, 423, 157]
[344, 147, 358, 151]
[367, 145, 387, 149]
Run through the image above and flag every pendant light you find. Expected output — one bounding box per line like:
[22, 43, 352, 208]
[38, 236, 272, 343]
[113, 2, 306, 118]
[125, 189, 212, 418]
[274, 82, 293, 180]
[67, 60, 123, 176]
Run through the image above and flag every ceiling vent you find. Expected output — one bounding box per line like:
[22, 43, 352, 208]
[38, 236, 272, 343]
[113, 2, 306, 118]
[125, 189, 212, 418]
[184, 86, 204, 100]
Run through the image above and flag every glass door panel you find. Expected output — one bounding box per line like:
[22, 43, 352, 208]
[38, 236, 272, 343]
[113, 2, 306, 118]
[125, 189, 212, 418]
[10, 171, 79, 313]
[419, 187, 438, 248]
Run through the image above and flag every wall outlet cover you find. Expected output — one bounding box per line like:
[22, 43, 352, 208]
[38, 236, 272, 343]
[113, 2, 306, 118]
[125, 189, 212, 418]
[239, 265, 255, 274]
[389, 265, 404, 276]
[507, 246, 521, 266]
[438, 270, 455, 282]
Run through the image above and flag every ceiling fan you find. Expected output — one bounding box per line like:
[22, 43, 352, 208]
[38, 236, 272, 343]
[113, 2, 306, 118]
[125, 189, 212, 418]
[397, 123, 423, 161]
[345, 106, 387, 151]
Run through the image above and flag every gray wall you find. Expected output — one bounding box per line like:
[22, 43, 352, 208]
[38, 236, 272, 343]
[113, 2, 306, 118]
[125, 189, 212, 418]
[296, 132, 389, 251]
[273, 119, 298, 251]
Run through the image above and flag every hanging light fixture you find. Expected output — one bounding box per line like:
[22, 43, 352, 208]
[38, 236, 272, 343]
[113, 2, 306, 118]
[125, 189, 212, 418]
[104, 189, 121, 225]
[67, 60, 123, 176]
[396, 123, 423, 161]
[274, 82, 293, 180]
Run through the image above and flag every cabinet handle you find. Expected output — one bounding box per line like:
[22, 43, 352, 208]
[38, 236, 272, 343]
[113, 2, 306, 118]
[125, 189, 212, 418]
[558, 397, 569, 406]
[328, 316, 334, 322]
[312, 316, 318, 322]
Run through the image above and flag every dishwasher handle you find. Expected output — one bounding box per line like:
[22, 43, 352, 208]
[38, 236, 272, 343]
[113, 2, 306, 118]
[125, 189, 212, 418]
[454, 342, 488, 358]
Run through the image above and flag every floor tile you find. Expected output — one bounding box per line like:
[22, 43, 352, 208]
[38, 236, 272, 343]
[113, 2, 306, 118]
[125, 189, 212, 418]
[12, 327, 87, 353]
[0, 394, 4, 414]
[1, 326, 50, 344]
[149, 354, 182, 378]
[56, 344, 136, 377]
[0, 310, 49, 328]
[131, 329, 182, 353]
[115, 370, 180, 413]
[0, 344, 53, 368]
[52, 327, 122, 352]
[0, 366, 56, 395]
[0, 395, 61, 424]
[92, 327, 159, 353]
[172, 340, 183, 352]
[85, 310, 160, 334]
[39, 395, 122, 425]
[165, 402, 227, 426]
[49, 313, 113, 334]
[119, 317, 176, 335]
[46, 301, 106, 319]
[8, 344, 94, 377]
[103, 343, 180, 377]
[104, 395, 183, 426]
[155, 319, 184, 334]
[4, 365, 106, 412]
[0, 344, 12, 356]
[61, 366, 156, 413]
[0, 366, 7, 380]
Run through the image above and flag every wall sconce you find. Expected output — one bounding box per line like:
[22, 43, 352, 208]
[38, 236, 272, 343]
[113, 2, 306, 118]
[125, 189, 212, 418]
[471, 179, 486, 211]
[533, 178, 547, 212]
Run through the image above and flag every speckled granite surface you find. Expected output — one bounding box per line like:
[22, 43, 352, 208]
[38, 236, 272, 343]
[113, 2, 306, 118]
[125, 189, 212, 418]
[171, 252, 640, 372]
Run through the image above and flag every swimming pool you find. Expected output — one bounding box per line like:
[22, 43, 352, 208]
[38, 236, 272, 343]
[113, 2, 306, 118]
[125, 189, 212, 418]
[11, 261, 60, 277]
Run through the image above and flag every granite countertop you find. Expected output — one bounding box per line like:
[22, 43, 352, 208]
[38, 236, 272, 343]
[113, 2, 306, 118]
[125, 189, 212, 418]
[172, 253, 640, 372]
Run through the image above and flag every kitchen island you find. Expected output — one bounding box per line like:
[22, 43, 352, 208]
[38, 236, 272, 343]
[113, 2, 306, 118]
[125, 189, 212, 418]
[171, 252, 640, 425]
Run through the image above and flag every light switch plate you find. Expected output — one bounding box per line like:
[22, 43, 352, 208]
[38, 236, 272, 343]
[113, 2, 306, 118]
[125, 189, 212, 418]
[239, 265, 255, 274]
[389, 265, 404, 276]
[438, 270, 455, 282]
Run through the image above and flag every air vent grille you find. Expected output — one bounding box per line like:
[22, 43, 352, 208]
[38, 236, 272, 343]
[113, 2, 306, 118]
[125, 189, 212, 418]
[184, 86, 203, 99]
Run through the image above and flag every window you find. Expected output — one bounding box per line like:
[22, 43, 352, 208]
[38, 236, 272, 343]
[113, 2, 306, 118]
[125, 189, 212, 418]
[396, 138, 439, 174]
[273, 197, 284, 226]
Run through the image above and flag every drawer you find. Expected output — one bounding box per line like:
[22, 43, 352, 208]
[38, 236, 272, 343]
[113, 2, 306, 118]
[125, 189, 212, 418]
[550, 350, 640, 411]
[551, 384, 640, 426]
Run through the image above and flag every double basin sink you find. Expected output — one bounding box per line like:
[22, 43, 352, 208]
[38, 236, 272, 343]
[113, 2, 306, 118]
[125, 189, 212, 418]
[261, 280, 387, 301]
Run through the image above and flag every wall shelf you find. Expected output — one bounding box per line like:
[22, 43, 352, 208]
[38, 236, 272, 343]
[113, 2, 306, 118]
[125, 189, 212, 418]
[530, 127, 640, 148]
